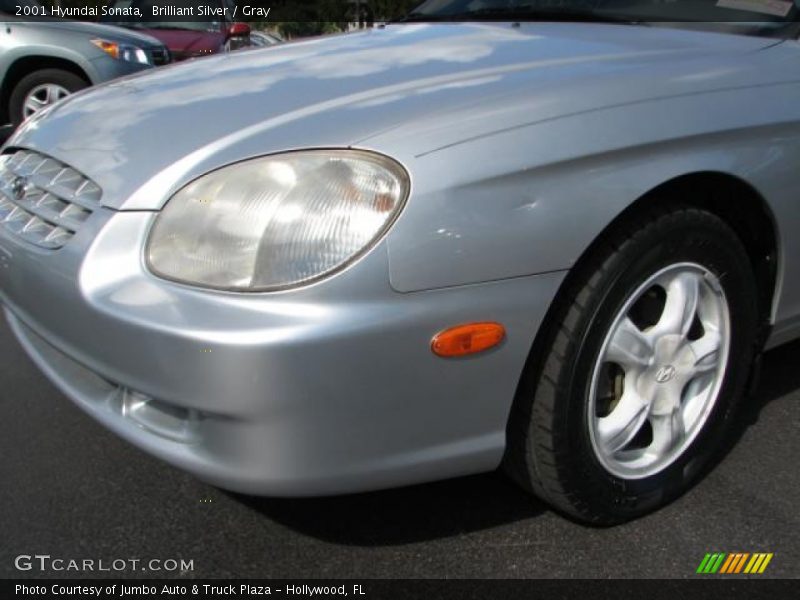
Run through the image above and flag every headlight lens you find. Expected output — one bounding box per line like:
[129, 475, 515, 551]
[91, 39, 151, 65]
[146, 150, 409, 292]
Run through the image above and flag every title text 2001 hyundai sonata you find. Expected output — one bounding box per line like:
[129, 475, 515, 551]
[2, 1, 800, 523]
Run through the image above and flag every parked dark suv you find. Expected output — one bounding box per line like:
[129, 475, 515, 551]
[102, 0, 251, 61]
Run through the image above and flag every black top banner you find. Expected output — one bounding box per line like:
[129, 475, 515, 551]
[1, 0, 799, 24]
[2, 0, 419, 23]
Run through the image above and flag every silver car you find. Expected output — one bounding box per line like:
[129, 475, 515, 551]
[1, 0, 799, 524]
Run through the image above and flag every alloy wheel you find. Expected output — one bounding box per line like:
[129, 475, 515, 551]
[22, 83, 71, 120]
[588, 262, 731, 479]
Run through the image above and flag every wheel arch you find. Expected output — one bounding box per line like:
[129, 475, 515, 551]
[558, 170, 777, 343]
[612, 172, 778, 329]
[508, 170, 778, 438]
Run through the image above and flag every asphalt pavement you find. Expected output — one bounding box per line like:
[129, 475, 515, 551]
[1, 315, 798, 579]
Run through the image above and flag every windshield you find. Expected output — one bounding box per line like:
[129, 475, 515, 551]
[101, 0, 221, 32]
[407, 0, 800, 37]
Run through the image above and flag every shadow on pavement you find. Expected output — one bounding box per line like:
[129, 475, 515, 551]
[750, 339, 800, 409]
[232, 471, 545, 546]
[233, 339, 800, 545]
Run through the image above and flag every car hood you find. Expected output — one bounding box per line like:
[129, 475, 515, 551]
[31, 19, 164, 47]
[7, 22, 778, 210]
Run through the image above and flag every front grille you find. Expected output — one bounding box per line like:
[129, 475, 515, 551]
[150, 46, 171, 66]
[0, 149, 102, 249]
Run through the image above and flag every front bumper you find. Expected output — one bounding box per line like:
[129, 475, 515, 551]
[0, 206, 565, 495]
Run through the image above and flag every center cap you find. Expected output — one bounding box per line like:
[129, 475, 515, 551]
[655, 365, 677, 384]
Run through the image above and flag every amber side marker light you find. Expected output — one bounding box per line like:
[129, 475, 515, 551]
[431, 322, 506, 357]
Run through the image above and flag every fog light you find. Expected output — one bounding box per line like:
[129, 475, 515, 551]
[119, 388, 201, 443]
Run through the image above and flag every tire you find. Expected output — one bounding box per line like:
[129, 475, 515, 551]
[504, 206, 760, 524]
[8, 69, 87, 126]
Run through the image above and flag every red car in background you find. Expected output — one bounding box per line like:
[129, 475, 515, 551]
[102, 0, 251, 61]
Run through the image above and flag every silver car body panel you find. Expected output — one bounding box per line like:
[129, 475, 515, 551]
[6, 24, 782, 209]
[1, 22, 799, 493]
[0, 207, 564, 493]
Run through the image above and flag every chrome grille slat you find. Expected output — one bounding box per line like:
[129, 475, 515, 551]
[0, 150, 101, 249]
[16, 194, 86, 232]
[20, 172, 100, 211]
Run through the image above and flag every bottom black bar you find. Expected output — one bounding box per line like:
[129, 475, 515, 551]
[3, 579, 799, 600]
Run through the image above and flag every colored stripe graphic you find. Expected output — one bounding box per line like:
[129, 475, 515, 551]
[744, 553, 774, 574]
[699, 553, 773, 574]
[697, 554, 713, 573]
[697, 553, 726, 574]
[734, 553, 750, 573]
[720, 554, 736, 574]
[720, 553, 750, 574]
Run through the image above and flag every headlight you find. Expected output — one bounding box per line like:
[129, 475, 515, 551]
[146, 150, 410, 292]
[91, 39, 152, 65]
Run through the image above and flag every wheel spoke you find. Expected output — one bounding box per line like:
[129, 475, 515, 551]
[23, 84, 71, 119]
[24, 95, 46, 113]
[650, 382, 680, 417]
[604, 317, 652, 371]
[648, 408, 686, 455]
[597, 389, 649, 454]
[689, 329, 722, 373]
[653, 272, 700, 338]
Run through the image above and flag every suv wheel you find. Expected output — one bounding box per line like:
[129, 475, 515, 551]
[9, 69, 87, 125]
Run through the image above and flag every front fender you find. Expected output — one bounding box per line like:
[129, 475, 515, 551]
[379, 82, 800, 304]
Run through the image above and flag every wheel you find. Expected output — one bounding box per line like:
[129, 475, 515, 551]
[8, 69, 88, 125]
[504, 206, 760, 524]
